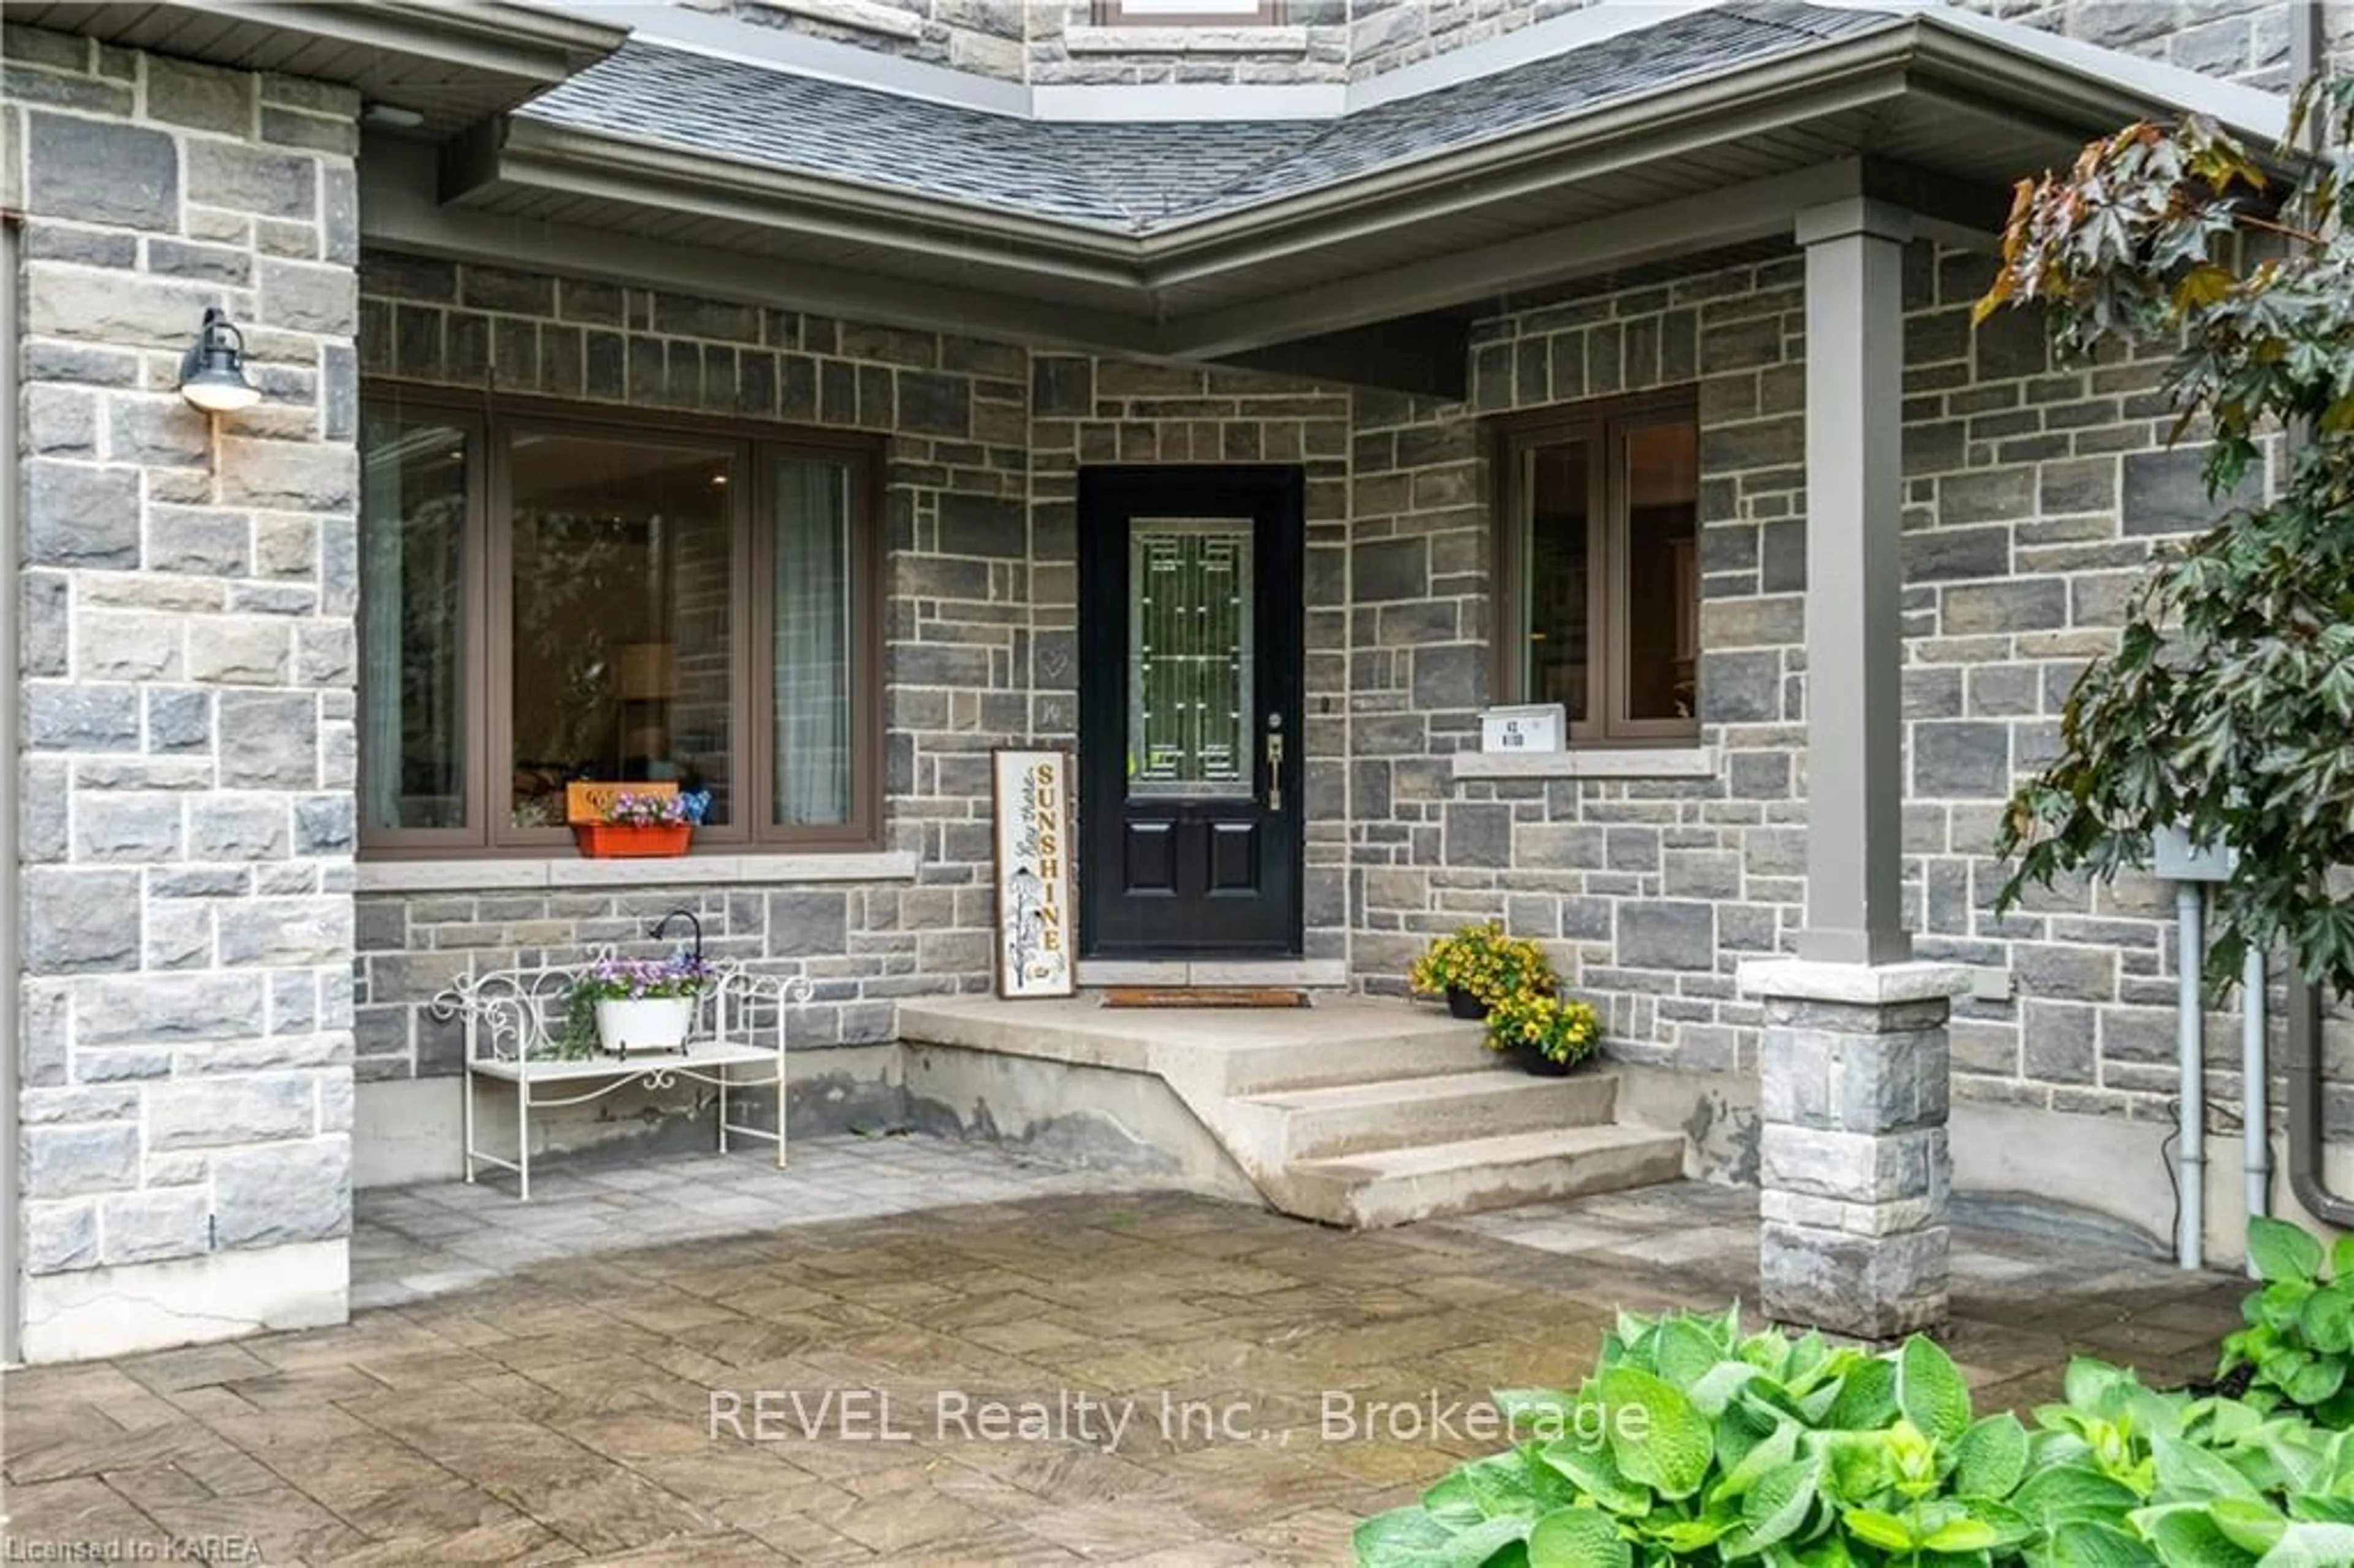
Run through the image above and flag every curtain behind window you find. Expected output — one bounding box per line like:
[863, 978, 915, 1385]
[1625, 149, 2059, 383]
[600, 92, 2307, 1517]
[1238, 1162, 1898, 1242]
[774, 459, 852, 826]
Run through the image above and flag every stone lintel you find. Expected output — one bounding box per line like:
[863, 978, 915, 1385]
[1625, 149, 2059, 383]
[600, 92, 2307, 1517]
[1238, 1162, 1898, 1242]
[1738, 957, 1973, 1007]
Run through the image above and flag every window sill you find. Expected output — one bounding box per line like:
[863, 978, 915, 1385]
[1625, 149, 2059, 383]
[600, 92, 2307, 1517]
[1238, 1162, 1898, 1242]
[1450, 747, 1718, 782]
[1063, 24, 1310, 53]
[356, 850, 921, 894]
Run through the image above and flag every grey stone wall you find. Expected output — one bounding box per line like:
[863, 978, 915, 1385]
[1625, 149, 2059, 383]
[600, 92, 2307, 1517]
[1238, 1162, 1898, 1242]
[674, 0, 1027, 80]
[1350, 0, 1601, 80]
[1029, 2, 1350, 86]
[6, 25, 360, 1311]
[353, 254, 1032, 1075]
[1956, 0, 2293, 88]
[1349, 240, 2329, 1147]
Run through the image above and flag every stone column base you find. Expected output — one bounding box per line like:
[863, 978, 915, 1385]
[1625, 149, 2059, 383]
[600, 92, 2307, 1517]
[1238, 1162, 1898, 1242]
[1740, 959, 1970, 1343]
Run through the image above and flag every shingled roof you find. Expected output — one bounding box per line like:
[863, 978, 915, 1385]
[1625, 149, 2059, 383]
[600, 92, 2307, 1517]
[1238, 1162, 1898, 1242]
[517, 1, 1905, 234]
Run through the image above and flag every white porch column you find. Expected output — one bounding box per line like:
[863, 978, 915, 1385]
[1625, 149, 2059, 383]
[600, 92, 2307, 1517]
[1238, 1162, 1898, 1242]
[1794, 197, 1912, 966]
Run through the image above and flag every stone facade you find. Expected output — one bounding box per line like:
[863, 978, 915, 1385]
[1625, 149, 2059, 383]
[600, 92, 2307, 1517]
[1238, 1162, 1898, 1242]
[352, 254, 1036, 1081]
[349, 262, 1358, 1120]
[6, 23, 361, 1359]
[1344, 238, 2345, 1174]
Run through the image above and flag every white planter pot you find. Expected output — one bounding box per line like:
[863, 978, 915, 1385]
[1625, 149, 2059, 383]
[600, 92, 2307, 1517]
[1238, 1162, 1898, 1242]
[595, 995, 695, 1055]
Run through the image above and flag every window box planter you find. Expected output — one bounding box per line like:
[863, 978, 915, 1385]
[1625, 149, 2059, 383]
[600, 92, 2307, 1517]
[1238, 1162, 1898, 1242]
[595, 995, 696, 1056]
[572, 823, 693, 858]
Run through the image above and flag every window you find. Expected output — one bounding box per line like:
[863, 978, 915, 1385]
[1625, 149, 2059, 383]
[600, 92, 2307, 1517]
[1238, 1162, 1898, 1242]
[1496, 393, 1700, 744]
[359, 390, 880, 854]
[1095, 0, 1281, 22]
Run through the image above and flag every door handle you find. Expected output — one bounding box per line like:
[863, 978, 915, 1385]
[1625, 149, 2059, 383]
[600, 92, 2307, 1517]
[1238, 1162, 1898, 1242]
[1265, 729, 1285, 814]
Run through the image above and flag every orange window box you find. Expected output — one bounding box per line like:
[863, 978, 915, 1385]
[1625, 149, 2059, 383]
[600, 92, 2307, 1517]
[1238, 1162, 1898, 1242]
[571, 823, 694, 859]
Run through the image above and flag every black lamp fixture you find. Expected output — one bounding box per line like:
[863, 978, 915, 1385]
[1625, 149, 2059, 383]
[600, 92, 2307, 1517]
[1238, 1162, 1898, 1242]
[178, 306, 261, 415]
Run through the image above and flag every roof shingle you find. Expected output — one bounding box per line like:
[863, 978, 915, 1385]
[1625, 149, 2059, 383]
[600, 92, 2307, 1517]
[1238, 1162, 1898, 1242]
[518, 2, 1904, 234]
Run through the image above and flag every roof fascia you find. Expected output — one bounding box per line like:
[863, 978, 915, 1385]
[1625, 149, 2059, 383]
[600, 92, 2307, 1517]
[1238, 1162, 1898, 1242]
[1159, 158, 1881, 359]
[215, 0, 628, 86]
[1908, 3, 2290, 147]
[467, 118, 1149, 287]
[1140, 25, 1924, 283]
[364, 134, 1162, 354]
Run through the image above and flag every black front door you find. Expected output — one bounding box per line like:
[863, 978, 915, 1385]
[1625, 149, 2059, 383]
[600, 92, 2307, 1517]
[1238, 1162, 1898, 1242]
[1078, 466, 1304, 957]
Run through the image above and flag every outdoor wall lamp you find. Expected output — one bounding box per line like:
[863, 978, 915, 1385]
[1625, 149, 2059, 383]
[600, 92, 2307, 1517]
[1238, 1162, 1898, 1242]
[178, 306, 261, 415]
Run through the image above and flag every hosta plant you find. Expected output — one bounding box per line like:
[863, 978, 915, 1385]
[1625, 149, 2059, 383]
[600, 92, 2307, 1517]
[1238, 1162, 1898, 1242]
[2220, 1216, 2354, 1427]
[1354, 1303, 2354, 1567]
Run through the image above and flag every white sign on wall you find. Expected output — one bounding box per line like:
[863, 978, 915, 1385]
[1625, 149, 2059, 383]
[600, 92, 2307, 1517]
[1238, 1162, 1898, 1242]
[1480, 704, 1567, 755]
[992, 749, 1077, 999]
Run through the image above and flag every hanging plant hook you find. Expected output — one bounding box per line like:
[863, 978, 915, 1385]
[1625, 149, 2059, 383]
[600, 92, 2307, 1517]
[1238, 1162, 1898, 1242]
[649, 906, 703, 963]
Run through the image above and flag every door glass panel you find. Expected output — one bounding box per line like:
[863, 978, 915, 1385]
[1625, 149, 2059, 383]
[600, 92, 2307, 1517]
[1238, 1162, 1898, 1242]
[1129, 519, 1254, 798]
[1623, 421, 1700, 721]
[507, 432, 735, 830]
[359, 411, 469, 831]
[1523, 443, 1591, 723]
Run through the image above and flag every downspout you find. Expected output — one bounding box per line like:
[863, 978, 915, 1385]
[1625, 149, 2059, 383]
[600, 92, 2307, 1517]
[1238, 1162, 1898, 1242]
[2245, 945, 2271, 1264]
[1, 212, 21, 1363]
[2279, 0, 2354, 1233]
[2178, 882, 2206, 1269]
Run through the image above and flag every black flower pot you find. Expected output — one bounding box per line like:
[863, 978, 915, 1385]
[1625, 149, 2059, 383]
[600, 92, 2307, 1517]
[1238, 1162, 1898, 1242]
[1446, 986, 1486, 1021]
[1507, 1041, 1575, 1077]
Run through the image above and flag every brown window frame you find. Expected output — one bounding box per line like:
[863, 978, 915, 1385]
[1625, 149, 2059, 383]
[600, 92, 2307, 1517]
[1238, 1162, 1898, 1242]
[1493, 388, 1701, 745]
[358, 384, 886, 858]
[1093, 1, 1281, 24]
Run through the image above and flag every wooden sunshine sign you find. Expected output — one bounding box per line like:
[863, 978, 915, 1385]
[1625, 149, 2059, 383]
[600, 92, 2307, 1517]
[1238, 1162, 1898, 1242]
[992, 750, 1076, 999]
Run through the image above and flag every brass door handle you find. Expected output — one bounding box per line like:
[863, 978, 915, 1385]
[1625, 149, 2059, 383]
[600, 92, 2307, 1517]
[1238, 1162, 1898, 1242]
[1266, 729, 1285, 813]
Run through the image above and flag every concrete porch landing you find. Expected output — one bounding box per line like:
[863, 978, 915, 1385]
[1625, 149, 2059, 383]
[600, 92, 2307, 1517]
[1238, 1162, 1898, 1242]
[897, 997, 1685, 1227]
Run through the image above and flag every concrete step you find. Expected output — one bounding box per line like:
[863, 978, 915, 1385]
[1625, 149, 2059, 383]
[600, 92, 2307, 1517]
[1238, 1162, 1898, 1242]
[1213, 1026, 1493, 1096]
[1279, 1124, 1687, 1229]
[1241, 1070, 1620, 1161]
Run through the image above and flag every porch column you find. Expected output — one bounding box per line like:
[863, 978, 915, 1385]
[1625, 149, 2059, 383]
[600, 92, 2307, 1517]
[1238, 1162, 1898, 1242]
[1748, 196, 1968, 1342]
[1794, 197, 1911, 967]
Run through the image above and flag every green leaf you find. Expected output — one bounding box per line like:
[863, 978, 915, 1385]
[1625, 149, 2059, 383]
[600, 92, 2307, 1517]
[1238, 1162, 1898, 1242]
[2153, 1434, 2266, 1504]
[1841, 1509, 1922, 1552]
[1539, 1434, 1650, 1517]
[1921, 1517, 2001, 1551]
[1440, 1515, 1534, 1568]
[1355, 1506, 1460, 1567]
[1741, 1455, 1824, 1553]
[2259, 1522, 2354, 1566]
[1824, 1359, 1899, 1431]
[1424, 1471, 1487, 1526]
[2046, 1521, 2163, 1567]
[2135, 1504, 2263, 1568]
[1526, 1507, 1629, 1568]
[2250, 1218, 2326, 1286]
[1900, 1336, 1975, 1447]
[1956, 1413, 2032, 1499]
[1713, 1420, 1799, 1505]
[2206, 1498, 2289, 1555]
[1600, 1366, 1714, 1502]
[2300, 1287, 2354, 1356]
[2327, 1233, 2354, 1282]
[2013, 1464, 2144, 1526]
[1655, 1316, 1724, 1389]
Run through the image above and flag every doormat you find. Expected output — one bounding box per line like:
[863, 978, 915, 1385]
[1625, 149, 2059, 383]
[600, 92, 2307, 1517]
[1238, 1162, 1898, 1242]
[1102, 988, 1311, 1010]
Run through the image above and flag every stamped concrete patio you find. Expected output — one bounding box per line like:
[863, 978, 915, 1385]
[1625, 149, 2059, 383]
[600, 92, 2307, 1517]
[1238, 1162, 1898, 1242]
[3, 1140, 2245, 1565]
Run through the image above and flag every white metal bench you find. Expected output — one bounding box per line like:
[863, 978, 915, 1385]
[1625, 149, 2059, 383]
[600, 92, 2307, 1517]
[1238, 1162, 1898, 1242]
[431, 956, 813, 1200]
